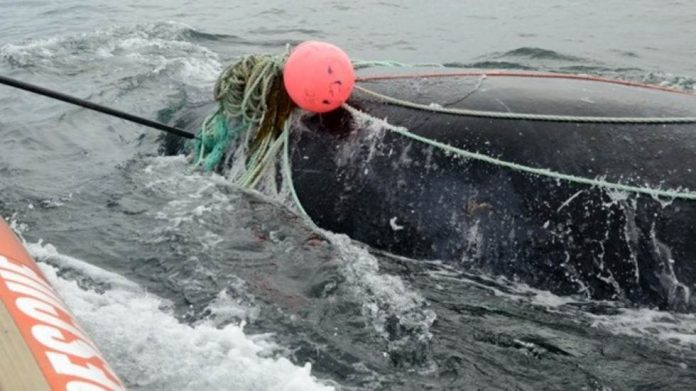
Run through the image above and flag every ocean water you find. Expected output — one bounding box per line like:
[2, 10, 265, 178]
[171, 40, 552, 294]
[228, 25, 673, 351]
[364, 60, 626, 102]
[1, 1, 696, 390]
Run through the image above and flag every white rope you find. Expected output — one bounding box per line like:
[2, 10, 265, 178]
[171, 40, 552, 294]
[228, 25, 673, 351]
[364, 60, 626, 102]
[343, 104, 696, 201]
[354, 85, 696, 124]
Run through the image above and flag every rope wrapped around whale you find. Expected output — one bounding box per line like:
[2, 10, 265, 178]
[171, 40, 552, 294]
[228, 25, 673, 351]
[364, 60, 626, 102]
[191, 55, 696, 204]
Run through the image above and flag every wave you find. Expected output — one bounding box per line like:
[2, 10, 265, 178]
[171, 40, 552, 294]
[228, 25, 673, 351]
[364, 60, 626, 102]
[28, 240, 335, 391]
[431, 266, 696, 349]
[131, 155, 438, 369]
[0, 21, 221, 88]
[442, 60, 536, 70]
[496, 47, 584, 62]
[436, 49, 696, 92]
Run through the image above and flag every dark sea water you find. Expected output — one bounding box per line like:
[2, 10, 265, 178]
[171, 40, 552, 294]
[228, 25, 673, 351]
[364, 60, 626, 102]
[1, 1, 696, 390]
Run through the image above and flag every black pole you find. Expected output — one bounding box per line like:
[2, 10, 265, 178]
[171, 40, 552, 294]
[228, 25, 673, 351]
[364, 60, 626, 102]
[0, 75, 195, 139]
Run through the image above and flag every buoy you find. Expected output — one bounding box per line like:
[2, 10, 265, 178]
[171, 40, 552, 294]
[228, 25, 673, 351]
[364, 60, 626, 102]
[283, 41, 355, 113]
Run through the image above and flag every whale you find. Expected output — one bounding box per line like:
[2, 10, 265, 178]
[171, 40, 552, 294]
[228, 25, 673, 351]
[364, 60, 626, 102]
[285, 72, 696, 311]
[166, 71, 696, 311]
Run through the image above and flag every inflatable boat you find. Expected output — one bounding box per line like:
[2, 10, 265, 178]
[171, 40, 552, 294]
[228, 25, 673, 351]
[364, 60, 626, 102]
[0, 219, 123, 390]
[284, 71, 696, 311]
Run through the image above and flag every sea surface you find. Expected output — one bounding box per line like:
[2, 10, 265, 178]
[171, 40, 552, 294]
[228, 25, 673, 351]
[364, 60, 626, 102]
[1, 1, 696, 390]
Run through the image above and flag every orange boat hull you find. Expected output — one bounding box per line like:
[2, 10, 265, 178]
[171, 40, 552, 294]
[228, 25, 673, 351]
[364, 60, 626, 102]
[0, 219, 123, 391]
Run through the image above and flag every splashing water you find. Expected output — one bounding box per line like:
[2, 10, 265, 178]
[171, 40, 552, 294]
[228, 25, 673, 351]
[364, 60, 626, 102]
[3, 2, 696, 389]
[28, 241, 335, 391]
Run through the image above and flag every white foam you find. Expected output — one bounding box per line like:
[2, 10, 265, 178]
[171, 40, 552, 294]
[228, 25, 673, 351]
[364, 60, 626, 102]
[444, 267, 696, 348]
[205, 288, 260, 327]
[526, 287, 582, 308]
[327, 233, 436, 342]
[1, 21, 221, 90]
[430, 266, 696, 349]
[429, 265, 582, 308]
[28, 242, 334, 391]
[589, 307, 696, 347]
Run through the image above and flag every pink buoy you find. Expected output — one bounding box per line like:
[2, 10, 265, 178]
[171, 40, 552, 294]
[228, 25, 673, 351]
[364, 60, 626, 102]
[283, 41, 355, 113]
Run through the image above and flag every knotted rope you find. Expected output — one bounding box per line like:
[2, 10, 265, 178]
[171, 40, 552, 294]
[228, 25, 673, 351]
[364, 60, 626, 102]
[191, 54, 293, 183]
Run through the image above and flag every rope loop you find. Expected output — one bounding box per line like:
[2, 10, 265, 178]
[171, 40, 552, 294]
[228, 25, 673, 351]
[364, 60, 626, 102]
[342, 103, 696, 201]
[354, 85, 696, 124]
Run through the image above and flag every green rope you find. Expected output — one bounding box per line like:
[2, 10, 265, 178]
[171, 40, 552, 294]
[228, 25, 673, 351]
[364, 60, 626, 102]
[215, 55, 282, 124]
[191, 53, 291, 177]
[192, 111, 242, 171]
[281, 119, 314, 224]
[238, 131, 285, 188]
[343, 103, 696, 201]
[354, 85, 696, 124]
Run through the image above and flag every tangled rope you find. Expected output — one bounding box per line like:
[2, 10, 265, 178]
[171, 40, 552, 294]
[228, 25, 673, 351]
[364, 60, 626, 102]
[191, 53, 293, 180]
